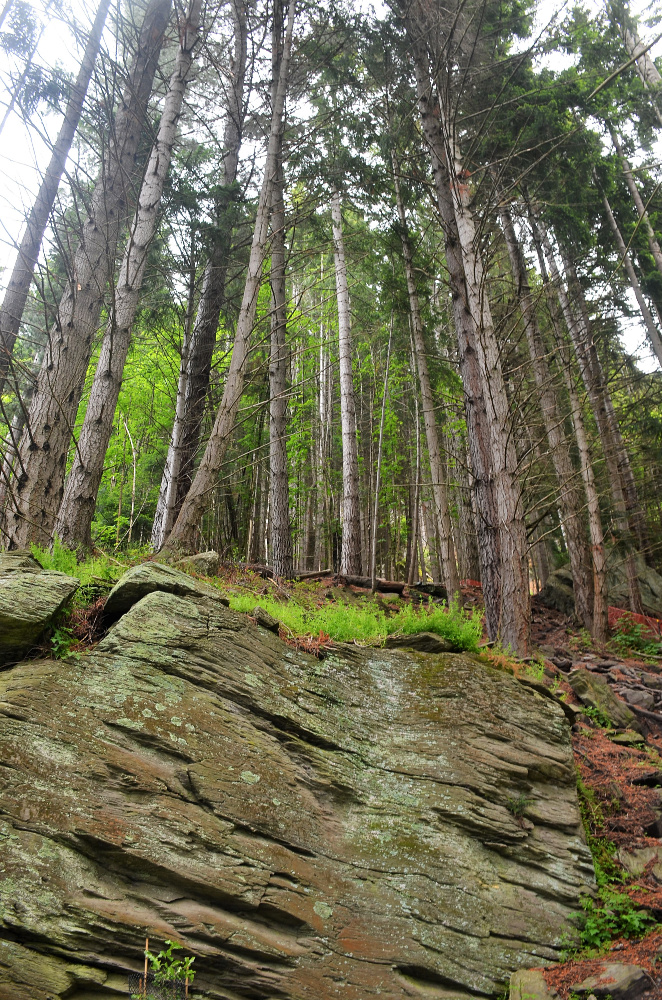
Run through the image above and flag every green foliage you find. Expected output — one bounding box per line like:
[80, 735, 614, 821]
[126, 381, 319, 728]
[572, 889, 656, 951]
[131, 940, 197, 995]
[522, 656, 546, 682]
[576, 776, 623, 887]
[50, 623, 79, 660]
[227, 593, 483, 651]
[30, 539, 124, 587]
[386, 599, 483, 651]
[609, 613, 662, 658]
[570, 775, 657, 955]
[583, 705, 613, 728]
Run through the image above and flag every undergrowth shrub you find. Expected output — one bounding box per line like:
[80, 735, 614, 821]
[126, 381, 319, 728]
[385, 599, 483, 650]
[568, 774, 657, 954]
[31, 538, 124, 587]
[228, 594, 482, 651]
[572, 890, 656, 950]
[609, 612, 662, 658]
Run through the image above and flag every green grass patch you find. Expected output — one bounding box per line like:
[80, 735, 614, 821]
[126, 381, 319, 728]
[30, 538, 126, 587]
[228, 593, 483, 651]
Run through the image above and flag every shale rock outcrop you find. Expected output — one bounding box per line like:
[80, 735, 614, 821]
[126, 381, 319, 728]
[0, 570, 595, 999]
[537, 549, 662, 619]
[0, 550, 78, 666]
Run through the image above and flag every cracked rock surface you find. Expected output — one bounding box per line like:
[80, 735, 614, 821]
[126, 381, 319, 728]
[0, 584, 594, 999]
[0, 550, 78, 666]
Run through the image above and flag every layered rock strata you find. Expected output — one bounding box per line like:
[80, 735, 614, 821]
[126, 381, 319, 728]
[0, 576, 594, 998]
[0, 550, 78, 666]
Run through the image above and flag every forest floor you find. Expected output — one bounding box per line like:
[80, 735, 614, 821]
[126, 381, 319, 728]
[41, 549, 662, 998]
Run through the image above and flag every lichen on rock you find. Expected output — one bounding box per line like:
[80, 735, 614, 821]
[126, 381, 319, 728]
[0, 550, 79, 666]
[0, 579, 594, 998]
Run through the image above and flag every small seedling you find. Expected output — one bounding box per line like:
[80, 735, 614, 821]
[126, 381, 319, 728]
[131, 937, 196, 999]
[505, 792, 532, 818]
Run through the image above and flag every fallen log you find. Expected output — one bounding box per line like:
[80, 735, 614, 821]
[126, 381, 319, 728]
[338, 575, 407, 595]
[294, 569, 333, 581]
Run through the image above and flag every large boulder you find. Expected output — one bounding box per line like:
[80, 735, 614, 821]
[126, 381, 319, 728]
[103, 560, 227, 621]
[606, 548, 662, 618]
[175, 550, 220, 576]
[536, 566, 575, 617]
[0, 551, 78, 666]
[536, 551, 662, 619]
[568, 667, 641, 732]
[0, 585, 594, 999]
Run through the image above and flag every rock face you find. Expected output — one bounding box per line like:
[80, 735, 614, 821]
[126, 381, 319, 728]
[568, 668, 641, 732]
[509, 968, 558, 1000]
[103, 560, 226, 621]
[570, 963, 653, 999]
[175, 551, 221, 576]
[0, 550, 79, 666]
[0, 579, 594, 999]
[384, 631, 454, 653]
[536, 550, 662, 619]
[606, 549, 662, 619]
[536, 566, 575, 618]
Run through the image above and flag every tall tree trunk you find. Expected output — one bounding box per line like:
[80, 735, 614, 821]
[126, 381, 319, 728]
[165, 0, 295, 554]
[407, 397, 422, 585]
[410, 45, 500, 637]
[54, 0, 201, 551]
[411, 39, 529, 650]
[450, 429, 481, 583]
[599, 180, 662, 366]
[268, 0, 292, 579]
[315, 292, 330, 571]
[499, 203, 594, 632]
[612, 130, 662, 285]
[528, 211, 616, 642]
[445, 141, 529, 651]
[614, 17, 662, 126]
[151, 0, 249, 548]
[0, 0, 112, 393]
[562, 248, 649, 560]
[370, 323, 392, 590]
[2, 0, 172, 548]
[331, 189, 362, 576]
[393, 159, 460, 599]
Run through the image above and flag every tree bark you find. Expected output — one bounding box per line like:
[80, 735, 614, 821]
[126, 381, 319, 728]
[331, 189, 362, 576]
[2, 0, 172, 548]
[411, 45, 501, 638]
[499, 203, 594, 632]
[370, 322, 392, 591]
[599, 181, 662, 367]
[268, 0, 292, 579]
[616, 20, 662, 126]
[54, 0, 201, 551]
[0, 0, 112, 393]
[562, 249, 649, 559]
[165, 0, 295, 554]
[151, 0, 249, 549]
[612, 130, 662, 286]
[410, 40, 529, 650]
[393, 159, 461, 600]
[528, 216, 609, 638]
[528, 208, 637, 623]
